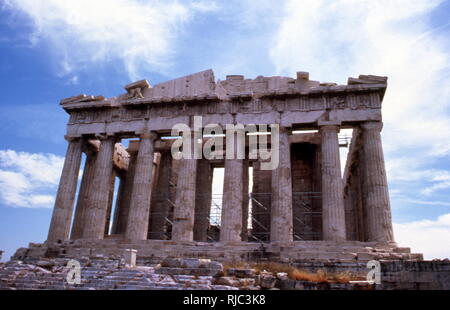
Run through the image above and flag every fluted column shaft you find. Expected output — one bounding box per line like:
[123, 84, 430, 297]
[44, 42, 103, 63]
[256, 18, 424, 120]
[194, 159, 213, 242]
[320, 123, 346, 241]
[171, 161, 197, 241]
[48, 137, 82, 242]
[82, 136, 116, 239]
[149, 151, 173, 240]
[125, 132, 157, 241]
[221, 153, 244, 243]
[270, 127, 293, 243]
[361, 122, 394, 243]
[71, 152, 96, 239]
[172, 133, 200, 242]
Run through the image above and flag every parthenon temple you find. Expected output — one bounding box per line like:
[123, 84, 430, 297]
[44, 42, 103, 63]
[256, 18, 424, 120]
[18, 69, 423, 263]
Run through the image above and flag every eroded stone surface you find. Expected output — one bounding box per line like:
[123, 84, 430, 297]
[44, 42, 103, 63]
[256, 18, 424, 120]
[2, 257, 448, 290]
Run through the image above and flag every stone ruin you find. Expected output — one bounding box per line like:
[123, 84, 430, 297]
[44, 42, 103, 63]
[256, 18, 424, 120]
[14, 69, 425, 262]
[6, 69, 450, 290]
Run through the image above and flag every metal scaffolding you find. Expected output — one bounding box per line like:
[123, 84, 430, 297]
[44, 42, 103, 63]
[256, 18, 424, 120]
[146, 191, 322, 242]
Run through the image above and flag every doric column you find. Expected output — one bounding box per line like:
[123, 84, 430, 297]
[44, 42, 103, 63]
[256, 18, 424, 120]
[320, 122, 346, 241]
[172, 133, 200, 242]
[361, 122, 394, 243]
[194, 159, 213, 242]
[47, 137, 82, 242]
[270, 127, 294, 243]
[111, 148, 138, 235]
[125, 132, 157, 241]
[149, 151, 173, 240]
[82, 135, 116, 239]
[342, 129, 365, 241]
[71, 151, 97, 239]
[221, 141, 244, 243]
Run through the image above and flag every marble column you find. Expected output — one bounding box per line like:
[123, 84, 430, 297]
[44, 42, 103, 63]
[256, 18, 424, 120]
[361, 122, 394, 243]
[320, 122, 346, 241]
[82, 136, 116, 239]
[172, 133, 200, 242]
[221, 159, 244, 242]
[194, 159, 213, 242]
[70, 151, 97, 239]
[125, 132, 157, 241]
[149, 151, 173, 240]
[270, 127, 294, 243]
[47, 137, 82, 242]
[111, 149, 138, 235]
[343, 131, 366, 242]
[220, 128, 247, 243]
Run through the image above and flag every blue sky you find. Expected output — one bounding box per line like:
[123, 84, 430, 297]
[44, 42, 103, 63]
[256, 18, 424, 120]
[0, 0, 449, 261]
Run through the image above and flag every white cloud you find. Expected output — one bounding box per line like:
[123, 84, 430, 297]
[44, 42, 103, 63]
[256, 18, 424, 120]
[394, 214, 450, 259]
[393, 197, 450, 208]
[386, 157, 450, 195]
[0, 150, 64, 208]
[3, 0, 217, 80]
[190, 0, 219, 13]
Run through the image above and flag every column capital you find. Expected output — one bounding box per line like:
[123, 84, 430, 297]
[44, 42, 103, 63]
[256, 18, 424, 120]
[361, 121, 383, 131]
[94, 133, 116, 141]
[138, 131, 158, 140]
[82, 139, 100, 156]
[64, 135, 81, 142]
[318, 120, 341, 132]
[278, 126, 291, 134]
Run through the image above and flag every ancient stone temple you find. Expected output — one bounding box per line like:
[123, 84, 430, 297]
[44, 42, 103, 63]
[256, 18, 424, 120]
[16, 69, 423, 263]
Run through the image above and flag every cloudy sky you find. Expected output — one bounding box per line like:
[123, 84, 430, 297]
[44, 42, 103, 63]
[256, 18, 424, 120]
[0, 0, 449, 261]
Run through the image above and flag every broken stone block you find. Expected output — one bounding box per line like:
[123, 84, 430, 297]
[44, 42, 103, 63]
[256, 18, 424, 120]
[260, 274, 277, 289]
[124, 249, 137, 268]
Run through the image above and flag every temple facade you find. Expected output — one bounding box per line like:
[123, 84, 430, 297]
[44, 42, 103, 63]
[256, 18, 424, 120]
[20, 69, 422, 263]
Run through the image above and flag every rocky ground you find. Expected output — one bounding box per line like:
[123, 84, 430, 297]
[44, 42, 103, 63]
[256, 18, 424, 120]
[0, 257, 374, 290]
